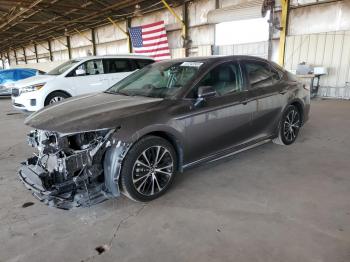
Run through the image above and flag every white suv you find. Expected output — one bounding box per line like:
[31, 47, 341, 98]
[11, 55, 154, 112]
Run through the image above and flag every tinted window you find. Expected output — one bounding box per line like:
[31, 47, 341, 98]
[72, 59, 104, 76]
[135, 59, 154, 69]
[104, 59, 132, 74]
[195, 62, 242, 97]
[271, 68, 282, 84]
[245, 61, 275, 88]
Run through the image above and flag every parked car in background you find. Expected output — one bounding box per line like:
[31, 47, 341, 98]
[19, 56, 310, 209]
[0, 68, 44, 96]
[11, 55, 154, 112]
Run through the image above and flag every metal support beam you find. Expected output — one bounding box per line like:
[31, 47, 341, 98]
[183, 1, 190, 56]
[22, 47, 27, 64]
[66, 36, 72, 59]
[107, 17, 131, 53]
[48, 40, 53, 61]
[50, 35, 68, 48]
[34, 44, 39, 63]
[74, 28, 93, 43]
[160, 0, 186, 39]
[13, 49, 18, 65]
[91, 28, 96, 55]
[127, 18, 132, 53]
[278, 0, 290, 66]
[7, 51, 10, 66]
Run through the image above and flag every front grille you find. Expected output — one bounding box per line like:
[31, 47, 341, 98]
[12, 88, 19, 97]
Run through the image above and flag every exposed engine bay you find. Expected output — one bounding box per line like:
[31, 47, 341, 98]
[18, 128, 130, 209]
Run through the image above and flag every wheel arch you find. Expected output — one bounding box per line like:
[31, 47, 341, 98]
[44, 90, 72, 105]
[136, 130, 184, 173]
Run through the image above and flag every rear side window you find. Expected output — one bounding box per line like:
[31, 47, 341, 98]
[135, 59, 154, 69]
[103, 59, 133, 74]
[245, 61, 277, 88]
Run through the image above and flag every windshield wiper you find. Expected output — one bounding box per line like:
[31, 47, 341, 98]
[105, 90, 130, 96]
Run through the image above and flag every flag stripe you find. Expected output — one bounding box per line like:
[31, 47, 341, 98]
[141, 21, 164, 29]
[142, 27, 165, 36]
[134, 47, 170, 54]
[142, 24, 165, 33]
[134, 43, 169, 51]
[143, 37, 168, 45]
[140, 40, 168, 47]
[143, 33, 167, 41]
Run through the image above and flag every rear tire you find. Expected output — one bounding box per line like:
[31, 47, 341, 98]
[44, 91, 70, 106]
[120, 136, 177, 202]
[273, 105, 301, 145]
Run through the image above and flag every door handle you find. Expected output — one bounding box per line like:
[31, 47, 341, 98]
[242, 100, 248, 105]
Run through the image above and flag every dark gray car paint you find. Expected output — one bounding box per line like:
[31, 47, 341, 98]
[25, 55, 310, 169]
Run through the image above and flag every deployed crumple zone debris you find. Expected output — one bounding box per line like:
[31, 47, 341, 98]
[18, 128, 131, 209]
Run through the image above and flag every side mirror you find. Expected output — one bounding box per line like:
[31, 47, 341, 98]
[197, 86, 216, 99]
[75, 68, 86, 76]
[195, 86, 216, 107]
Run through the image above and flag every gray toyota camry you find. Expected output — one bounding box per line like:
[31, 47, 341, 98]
[20, 55, 310, 209]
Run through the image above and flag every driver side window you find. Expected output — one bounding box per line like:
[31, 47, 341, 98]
[72, 59, 104, 76]
[193, 62, 242, 98]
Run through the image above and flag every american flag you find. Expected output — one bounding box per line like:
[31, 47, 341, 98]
[129, 21, 171, 61]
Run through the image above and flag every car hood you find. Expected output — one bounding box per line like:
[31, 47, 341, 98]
[25, 92, 164, 133]
[14, 74, 56, 88]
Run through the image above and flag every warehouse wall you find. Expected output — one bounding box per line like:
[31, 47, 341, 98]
[5, 0, 269, 70]
[284, 1, 350, 98]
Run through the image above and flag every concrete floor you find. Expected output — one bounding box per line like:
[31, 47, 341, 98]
[0, 98, 349, 262]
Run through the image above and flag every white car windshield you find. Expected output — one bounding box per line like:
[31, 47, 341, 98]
[47, 59, 81, 75]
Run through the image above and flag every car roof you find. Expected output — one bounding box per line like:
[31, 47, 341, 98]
[162, 55, 269, 64]
[77, 54, 155, 61]
[0, 68, 37, 72]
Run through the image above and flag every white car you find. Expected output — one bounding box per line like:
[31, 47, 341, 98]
[11, 55, 154, 112]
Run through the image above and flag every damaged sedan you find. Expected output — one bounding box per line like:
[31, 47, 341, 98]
[19, 56, 310, 209]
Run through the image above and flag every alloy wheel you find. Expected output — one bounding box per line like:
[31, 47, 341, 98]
[132, 145, 174, 196]
[49, 96, 65, 104]
[283, 109, 300, 143]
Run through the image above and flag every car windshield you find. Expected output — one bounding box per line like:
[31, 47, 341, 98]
[46, 59, 81, 75]
[106, 61, 203, 98]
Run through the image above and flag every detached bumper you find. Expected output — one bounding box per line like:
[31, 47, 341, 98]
[18, 158, 108, 210]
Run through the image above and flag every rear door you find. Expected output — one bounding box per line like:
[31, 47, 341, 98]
[68, 59, 109, 94]
[103, 59, 136, 86]
[242, 59, 285, 139]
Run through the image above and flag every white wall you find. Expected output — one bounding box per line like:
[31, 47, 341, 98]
[284, 1, 350, 97]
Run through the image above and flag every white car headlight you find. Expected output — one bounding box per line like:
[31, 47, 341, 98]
[21, 83, 46, 94]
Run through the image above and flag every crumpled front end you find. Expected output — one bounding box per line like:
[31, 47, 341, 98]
[19, 128, 130, 209]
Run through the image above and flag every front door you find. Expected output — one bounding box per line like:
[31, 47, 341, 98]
[180, 61, 257, 163]
[70, 59, 110, 95]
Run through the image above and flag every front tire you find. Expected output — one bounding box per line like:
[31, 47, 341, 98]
[44, 91, 70, 106]
[273, 105, 301, 145]
[120, 136, 177, 202]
